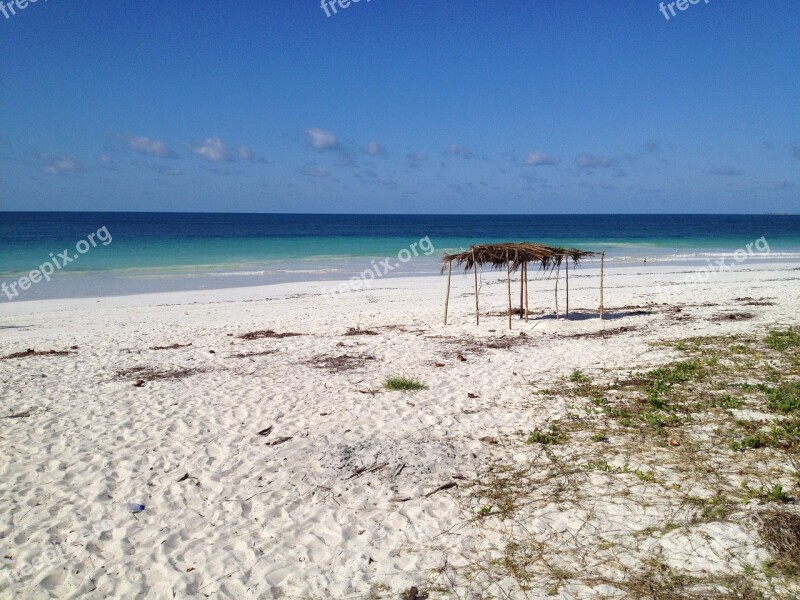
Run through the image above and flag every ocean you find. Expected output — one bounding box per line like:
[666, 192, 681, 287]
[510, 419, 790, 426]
[1, 213, 799, 302]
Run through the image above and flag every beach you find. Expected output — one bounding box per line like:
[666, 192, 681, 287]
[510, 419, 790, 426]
[1, 260, 799, 599]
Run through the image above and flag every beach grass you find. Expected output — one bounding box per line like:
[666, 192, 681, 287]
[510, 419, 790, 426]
[384, 376, 427, 391]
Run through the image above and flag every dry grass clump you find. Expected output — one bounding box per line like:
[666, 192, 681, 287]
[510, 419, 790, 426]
[229, 349, 277, 359]
[238, 330, 302, 340]
[2, 348, 74, 360]
[116, 366, 202, 381]
[344, 327, 379, 336]
[149, 343, 192, 351]
[312, 354, 373, 373]
[759, 510, 800, 578]
[710, 311, 757, 321]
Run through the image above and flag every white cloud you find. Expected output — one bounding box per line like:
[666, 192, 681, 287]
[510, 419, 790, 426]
[576, 154, 619, 170]
[188, 137, 254, 162]
[124, 135, 176, 158]
[305, 128, 338, 150]
[336, 154, 358, 168]
[406, 152, 429, 166]
[444, 145, 474, 159]
[39, 154, 86, 175]
[97, 153, 114, 167]
[523, 151, 560, 166]
[363, 140, 385, 156]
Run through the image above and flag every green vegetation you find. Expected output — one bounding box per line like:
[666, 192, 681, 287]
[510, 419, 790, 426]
[710, 394, 744, 410]
[384, 377, 427, 391]
[765, 381, 800, 414]
[765, 327, 800, 351]
[527, 425, 567, 445]
[454, 328, 800, 597]
[765, 484, 793, 504]
[569, 369, 590, 384]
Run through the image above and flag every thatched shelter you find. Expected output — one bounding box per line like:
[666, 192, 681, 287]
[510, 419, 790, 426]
[441, 242, 605, 328]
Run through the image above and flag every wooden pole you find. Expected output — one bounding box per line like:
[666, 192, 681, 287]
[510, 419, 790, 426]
[444, 261, 452, 325]
[473, 249, 480, 326]
[565, 257, 570, 318]
[524, 262, 529, 322]
[519, 262, 524, 319]
[554, 262, 560, 319]
[506, 250, 512, 330]
[600, 251, 605, 320]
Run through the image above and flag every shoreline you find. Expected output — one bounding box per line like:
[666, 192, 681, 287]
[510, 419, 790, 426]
[0, 257, 796, 306]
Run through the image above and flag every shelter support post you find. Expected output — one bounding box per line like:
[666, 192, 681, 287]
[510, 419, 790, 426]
[600, 251, 605, 320]
[565, 257, 570, 318]
[473, 250, 480, 326]
[444, 261, 452, 325]
[506, 250, 512, 330]
[555, 263, 560, 319]
[524, 262, 529, 322]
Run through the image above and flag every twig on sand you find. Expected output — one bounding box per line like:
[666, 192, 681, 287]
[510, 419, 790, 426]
[2, 349, 73, 360]
[268, 436, 292, 446]
[424, 482, 458, 497]
[3, 410, 33, 419]
[348, 462, 388, 480]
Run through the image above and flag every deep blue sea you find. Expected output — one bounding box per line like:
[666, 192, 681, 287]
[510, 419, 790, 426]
[1, 213, 799, 301]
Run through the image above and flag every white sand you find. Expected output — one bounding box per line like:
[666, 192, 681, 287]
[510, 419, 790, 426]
[0, 262, 798, 599]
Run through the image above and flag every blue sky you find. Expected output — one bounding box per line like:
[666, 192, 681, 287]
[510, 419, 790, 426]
[0, 0, 798, 213]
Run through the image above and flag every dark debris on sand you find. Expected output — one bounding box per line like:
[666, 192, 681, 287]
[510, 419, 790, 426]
[311, 354, 374, 372]
[2, 349, 74, 360]
[229, 349, 278, 359]
[238, 330, 302, 341]
[734, 296, 776, 306]
[3, 410, 33, 419]
[344, 327, 379, 336]
[149, 343, 193, 351]
[116, 366, 203, 381]
[427, 332, 533, 355]
[566, 326, 637, 339]
[711, 312, 757, 322]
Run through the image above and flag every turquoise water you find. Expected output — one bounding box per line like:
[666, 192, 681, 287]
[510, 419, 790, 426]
[1, 213, 798, 301]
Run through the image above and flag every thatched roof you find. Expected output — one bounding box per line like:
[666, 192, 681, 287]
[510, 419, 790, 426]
[441, 242, 596, 274]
